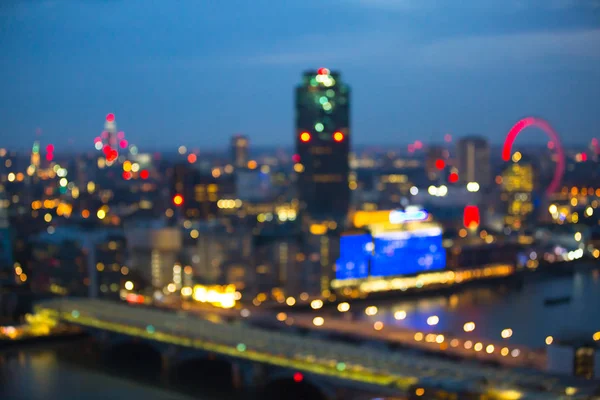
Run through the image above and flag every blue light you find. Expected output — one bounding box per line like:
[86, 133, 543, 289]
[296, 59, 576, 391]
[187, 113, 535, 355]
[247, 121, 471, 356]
[389, 209, 428, 224]
[335, 234, 371, 280]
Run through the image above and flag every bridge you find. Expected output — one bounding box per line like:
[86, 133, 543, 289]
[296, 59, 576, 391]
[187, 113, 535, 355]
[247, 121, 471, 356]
[34, 298, 598, 400]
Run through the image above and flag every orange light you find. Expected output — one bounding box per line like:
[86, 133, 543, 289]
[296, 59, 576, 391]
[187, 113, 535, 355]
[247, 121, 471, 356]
[333, 131, 344, 142]
[173, 194, 184, 206]
[187, 153, 197, 163]
[300, 132, 311, 142]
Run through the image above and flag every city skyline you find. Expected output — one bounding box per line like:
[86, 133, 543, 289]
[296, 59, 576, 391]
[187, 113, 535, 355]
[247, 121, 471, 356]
[1, 1, 599, 151]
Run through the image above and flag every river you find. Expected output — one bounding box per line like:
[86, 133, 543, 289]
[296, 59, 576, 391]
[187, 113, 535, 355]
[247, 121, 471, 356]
[353, 266, 600, 348]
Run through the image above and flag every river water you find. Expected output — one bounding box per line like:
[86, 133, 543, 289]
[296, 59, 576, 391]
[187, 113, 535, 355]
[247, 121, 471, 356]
[354, 266, 600, 348]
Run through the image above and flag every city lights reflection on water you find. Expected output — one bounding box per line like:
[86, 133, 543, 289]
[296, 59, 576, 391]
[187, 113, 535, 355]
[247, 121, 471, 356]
[345, 267, 600, 347]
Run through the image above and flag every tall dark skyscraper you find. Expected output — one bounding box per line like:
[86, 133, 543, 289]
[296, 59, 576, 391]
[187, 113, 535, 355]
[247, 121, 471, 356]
[295, 68, 350, 222]
[230, 135, 249, 168]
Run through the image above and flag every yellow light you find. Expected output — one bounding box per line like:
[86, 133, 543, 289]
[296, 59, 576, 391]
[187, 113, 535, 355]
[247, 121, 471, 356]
[593, 331, 600, 341]
[276, 312, 287, 322]
[181, 287, 193, 297]
[426, 315, 439, 326]
[548, 204, 557, 214]
[501, 347, 509, 356]
[566, 387, 577, 396]
[44, 213, 52, 223]
[15, 266, 22, 275]
[190, 229, 199, 239]
[247, 160, 257, 170]
[486, 344, 495, 353]
[96, 263, 104, 272]
[167, 283, 176, 293]
[414, 332, 423, 341]
[574, 232, 582, 241]
[286, 297, 296, 306]
[310, 299, 323, 310]
[545, 336, 553, 345]
[123, 160, 132, 172]
[124, 281, 134, 290]
[373, 321, 384, 331]
[501, 328, 513, 339]
[415, 388, 425, 397]
[312, 316, 325, 326]
[586, 207, 593, 216]
[365, 306, 378, 316]
[463, 321, 476, 332]
[474, 342, 483, 352]
[309, 223, 327, 235]
[87, 181, 95, 193]
[97, 209, 106, 220]
[337, 302, 350, 312]
[293, 163, 304, 173]
[20, 273, 27, 282]
[464, 340, 473, 349]
[435, 334, 444, 344]
[394, 310, 406, 320]
[571, 197, 578, 206]
[121, 266, 129, 275]
[7, 173, 15, 182]
[512, 151, 522, 162]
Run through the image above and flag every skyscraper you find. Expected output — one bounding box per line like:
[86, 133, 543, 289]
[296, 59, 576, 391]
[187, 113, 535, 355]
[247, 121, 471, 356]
[230, 135, 249, 168]
[457, 136, 491, 187]
[295, 68, 350, 221]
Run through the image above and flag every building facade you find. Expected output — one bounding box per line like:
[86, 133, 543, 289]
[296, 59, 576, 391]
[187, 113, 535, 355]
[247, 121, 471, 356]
[457, 136, 491, 187]
[295, 68, 350, 223]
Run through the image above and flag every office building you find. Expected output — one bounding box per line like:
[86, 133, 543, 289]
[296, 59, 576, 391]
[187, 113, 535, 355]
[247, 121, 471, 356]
[295, 68, 350, 222]
[231, 135, 249, 168]
[457, 136, 491, 187]
[501, 160, 535, 230]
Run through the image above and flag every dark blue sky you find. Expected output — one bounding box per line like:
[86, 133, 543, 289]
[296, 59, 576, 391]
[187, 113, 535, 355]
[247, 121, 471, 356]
[1, 0, 599, 151]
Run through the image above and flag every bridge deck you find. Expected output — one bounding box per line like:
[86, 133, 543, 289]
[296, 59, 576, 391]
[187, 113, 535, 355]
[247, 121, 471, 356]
[35, 299, 597, 400]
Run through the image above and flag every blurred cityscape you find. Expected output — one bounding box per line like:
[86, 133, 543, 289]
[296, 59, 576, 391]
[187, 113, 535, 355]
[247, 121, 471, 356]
[1, 67, 600, 400]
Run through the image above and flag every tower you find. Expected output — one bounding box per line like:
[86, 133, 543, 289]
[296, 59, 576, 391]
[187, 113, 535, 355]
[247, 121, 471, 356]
[230, 135, 249, 168]
[295, 68, 350, 222]
[457, 136, 491, 187]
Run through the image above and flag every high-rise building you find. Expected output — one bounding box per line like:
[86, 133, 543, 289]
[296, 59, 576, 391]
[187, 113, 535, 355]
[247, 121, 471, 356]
[457, 136, 491, 187]
[501, 160, 535, 230]
[231, 135, 249, 168]
[295, 68, 350, 222]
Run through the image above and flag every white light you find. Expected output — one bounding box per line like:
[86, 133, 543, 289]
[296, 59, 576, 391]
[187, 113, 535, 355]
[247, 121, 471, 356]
[59, 178, 68, 187]
[428, 185, 437, 196]
[427, 315, 439, 326]
[94, 142, 103, 150]
[410, 186, 418, 195]
[125, 281, 134, 290]
[437, 185, 448, 196]
[466, 182, 480, 192]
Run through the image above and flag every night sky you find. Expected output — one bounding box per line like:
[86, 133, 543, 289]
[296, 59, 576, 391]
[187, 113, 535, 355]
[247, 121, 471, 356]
[1, 0, 599, 151]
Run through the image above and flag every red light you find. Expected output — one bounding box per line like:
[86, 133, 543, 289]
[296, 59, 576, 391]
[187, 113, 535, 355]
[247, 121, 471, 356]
[187, 153, 197, 163]
[173, 194, 184, 206]
[106, 113, 115, 123]
[333, 131, 344, 142]
[94, 137, 102, 143]
[408, 144, 415, 153]
[46, 144, 54, 153]
[317, 68, 329, 75]
[463, 205, 480, 230]
[292, 154, 301, 163]
[107, 150, 118, 162]
[449, 172, 459, 183]
[547, 141, 555, 150]
[122, 171, 132, 180]
[444, 134, 452, 143]
[581, 152, 587, 162]
[140, 169, 149, 180]
[300, 132, 311, 142]
[46, 153, 54, 161]
[293, 372, 304, 383]
[103, 145, 111, 154]
[119, 140, 128, 149]
[414, 140, 423, 150]
[117, 131, 125, 140]
[435, 159, 445, 170]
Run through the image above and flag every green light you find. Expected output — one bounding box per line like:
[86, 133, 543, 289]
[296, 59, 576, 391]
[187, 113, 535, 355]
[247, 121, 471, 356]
[310, 78, 318, 87]
[130, 146, 138, 155]
[71, 310, 80, 318]
[323, 102, 332, 111]
[315, 123, 324, 132]
[59, 186, 67, 194]
[326, 89, 335, 97]
[146, 325, 155, 334]
[336, 362, 346, 371]
[32, 142, 40, 154]
[236, 343, 246, 352]
[319, 96, 328, 105]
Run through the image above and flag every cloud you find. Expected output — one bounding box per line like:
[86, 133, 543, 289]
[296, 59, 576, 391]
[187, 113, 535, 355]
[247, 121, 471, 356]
[411, 29, 600, 69]
[350, 0, 600, 11]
